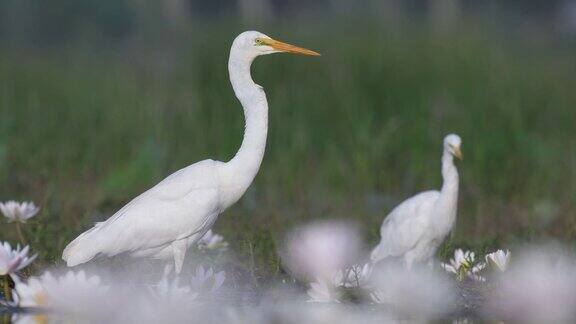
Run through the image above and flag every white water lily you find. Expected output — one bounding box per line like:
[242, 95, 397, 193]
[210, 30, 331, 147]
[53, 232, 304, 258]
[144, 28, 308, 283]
[119, 277, 200, 323]
[486, 249, 510, 272]
[306, 264, 371, 303]
[12, 274, 46, 308]
[334, 263, 372, 288]
[469, 262, 487, 282]
[0, 242, 36, 275]
[307, 278, 341, 303]
[441, 249, 485, 281]
[0, 201, 39, 223]
[14, 270, 109, 313]
[190, 265, 226, 293]
[197, 230, 228, 252]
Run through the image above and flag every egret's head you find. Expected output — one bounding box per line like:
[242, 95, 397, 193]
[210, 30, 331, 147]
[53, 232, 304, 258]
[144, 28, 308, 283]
[233, 31, 320, 58]
[444, 134, 463, 160]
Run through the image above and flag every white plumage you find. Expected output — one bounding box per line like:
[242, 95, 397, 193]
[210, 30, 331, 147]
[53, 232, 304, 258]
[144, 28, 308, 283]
[62, 31, 319, 274]
[371, 134, 462, 269]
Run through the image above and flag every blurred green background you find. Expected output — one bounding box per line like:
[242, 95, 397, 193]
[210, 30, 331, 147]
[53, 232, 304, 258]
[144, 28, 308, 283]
[0, 0, 575, 282]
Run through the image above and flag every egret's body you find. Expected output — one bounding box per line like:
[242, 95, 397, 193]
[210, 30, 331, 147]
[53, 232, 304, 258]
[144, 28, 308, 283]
[62, 31, 319, 273]
[371, 134, 462, 269]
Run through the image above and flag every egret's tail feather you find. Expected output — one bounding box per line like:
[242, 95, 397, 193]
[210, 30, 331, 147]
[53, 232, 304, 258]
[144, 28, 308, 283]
[62, 229, 101, 267]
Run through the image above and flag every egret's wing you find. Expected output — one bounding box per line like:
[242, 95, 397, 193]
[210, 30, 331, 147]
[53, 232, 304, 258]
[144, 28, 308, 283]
[373, 191, 439, 260]
[148, 159, 222, 201]
[63, 159, 223, 264]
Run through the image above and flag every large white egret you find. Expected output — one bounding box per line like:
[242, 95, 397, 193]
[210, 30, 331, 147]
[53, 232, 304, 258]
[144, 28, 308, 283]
[370, 134, 462, 269]
[62, 31, 320, 274]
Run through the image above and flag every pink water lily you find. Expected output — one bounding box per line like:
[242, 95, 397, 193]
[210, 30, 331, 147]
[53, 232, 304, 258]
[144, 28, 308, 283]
[0, 242, 36, 275]
[284, 221, 361, 281]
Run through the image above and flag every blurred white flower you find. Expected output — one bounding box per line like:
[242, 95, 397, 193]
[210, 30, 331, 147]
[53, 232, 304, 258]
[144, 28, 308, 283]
[152, 277, 198, 303]
[284, 221, 361, 281]
[112, 276, 201, 324]
[488, 247, 576, 323]
[485, 249, 510, 272]
[334, 263, 372, 288]
[198, 230, 228, 252]
[0, 242, 36, 275]
[14, 270, 109, 314]
[190, 265, 225, 293]
[307, 278, 340, 303]
[441, 249, 485, 281]
[0, 201, 39, 223]
[370, 264, 456, 319]
[305, 264, 369, 302]
[13, 274, 46, 308]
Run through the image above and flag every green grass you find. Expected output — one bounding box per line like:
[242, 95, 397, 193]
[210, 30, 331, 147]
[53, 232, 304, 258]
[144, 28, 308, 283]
[1, 19, 575, 281]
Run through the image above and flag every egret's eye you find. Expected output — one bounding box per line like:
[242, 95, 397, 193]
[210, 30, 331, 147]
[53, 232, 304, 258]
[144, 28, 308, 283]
[255, 38, 265, 46]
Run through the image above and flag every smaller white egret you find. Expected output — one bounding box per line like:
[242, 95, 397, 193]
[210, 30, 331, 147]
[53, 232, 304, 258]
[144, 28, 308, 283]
[371, 134, 462, 269]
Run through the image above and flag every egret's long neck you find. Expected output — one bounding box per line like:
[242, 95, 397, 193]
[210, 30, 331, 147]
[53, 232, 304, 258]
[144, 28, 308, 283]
[441, 152, 458, 193]
[220, 48, 268, 205]
[437, 151, 459, 222]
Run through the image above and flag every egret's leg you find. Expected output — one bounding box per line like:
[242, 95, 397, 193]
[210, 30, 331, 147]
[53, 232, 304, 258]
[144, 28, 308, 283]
[172, 239, 188, 274]
[405, 258, 413, 270]
[163, 263, 174, 278]
[404, 251, 417, 270]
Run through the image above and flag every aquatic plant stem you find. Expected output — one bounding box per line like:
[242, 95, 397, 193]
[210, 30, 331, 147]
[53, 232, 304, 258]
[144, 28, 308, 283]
[15, 222, 27, 246]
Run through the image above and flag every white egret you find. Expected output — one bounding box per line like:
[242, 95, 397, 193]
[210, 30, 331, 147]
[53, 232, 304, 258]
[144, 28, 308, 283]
[370, 134, 462, 269]
[62, 31, 320, 274]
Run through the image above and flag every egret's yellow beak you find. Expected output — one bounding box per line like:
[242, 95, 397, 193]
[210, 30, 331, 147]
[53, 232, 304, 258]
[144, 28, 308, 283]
[453, 147, 463, 160]
[262, 38, 321, 56]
